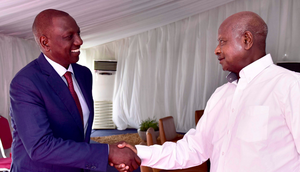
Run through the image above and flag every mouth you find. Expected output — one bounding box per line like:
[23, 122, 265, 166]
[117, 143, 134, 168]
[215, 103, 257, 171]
[71, 49, 80, 53]
[218, 57, 225, 62]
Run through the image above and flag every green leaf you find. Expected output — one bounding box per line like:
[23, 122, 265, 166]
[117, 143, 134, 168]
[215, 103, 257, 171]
[139, 118, 159, 131]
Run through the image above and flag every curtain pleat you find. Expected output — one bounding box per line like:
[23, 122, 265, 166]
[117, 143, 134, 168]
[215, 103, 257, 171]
[80, 0, 300, 132]
[1, 0, 298, 133]
[0, 34, 40, 122]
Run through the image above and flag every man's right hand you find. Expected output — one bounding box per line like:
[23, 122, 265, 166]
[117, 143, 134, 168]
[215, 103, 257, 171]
[117, 142, 137, 154]
[108, 141, 141, 172]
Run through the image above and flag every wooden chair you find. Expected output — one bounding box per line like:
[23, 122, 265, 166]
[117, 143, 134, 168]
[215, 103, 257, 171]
[140, 127, 160, 172]
[158, 116, 208, 172]
[195, 110, 204, 125]
[159, 116, 183, 144]
[146, 127, 158, 146]
[0, 115, 12, 171]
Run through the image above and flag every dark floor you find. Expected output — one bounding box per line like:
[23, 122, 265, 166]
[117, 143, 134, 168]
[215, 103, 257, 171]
[90, 128, 140, 172]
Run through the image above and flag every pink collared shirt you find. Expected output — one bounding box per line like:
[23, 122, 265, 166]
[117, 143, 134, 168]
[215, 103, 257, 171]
[136, 54, 300, 172]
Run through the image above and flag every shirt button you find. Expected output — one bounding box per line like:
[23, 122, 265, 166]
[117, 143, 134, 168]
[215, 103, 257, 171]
[222, 152, 225, 156]
[232, 109, 234, 113]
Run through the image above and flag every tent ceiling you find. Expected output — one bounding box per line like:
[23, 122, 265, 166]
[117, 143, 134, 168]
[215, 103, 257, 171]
[0, 0, 233, 49]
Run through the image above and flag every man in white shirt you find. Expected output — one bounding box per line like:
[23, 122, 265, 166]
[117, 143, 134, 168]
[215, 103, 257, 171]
[116, 11, 300, 172]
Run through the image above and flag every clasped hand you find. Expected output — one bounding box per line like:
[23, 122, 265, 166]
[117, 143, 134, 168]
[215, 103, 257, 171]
[109, 141, 139, 172]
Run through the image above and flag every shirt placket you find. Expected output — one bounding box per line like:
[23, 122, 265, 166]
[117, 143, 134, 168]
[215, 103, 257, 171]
[217, 79, 247, 172]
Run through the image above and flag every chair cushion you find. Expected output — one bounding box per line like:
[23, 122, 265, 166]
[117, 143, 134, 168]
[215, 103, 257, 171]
[0, 157, 11, 169]
[0, 116, 13, 149]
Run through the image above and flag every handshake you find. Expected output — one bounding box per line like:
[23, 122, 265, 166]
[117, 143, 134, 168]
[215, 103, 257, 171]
[108, 141, 140, 172]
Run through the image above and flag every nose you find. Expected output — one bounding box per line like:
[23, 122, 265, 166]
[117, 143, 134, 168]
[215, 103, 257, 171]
[214, 45, 221, 55]
[74, 34, 83, 46]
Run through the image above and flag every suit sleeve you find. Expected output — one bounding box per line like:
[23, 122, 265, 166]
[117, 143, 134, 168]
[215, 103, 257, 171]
[10, 73, 108, 171]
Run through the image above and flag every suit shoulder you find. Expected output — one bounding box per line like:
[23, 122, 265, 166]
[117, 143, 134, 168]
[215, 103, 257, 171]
[12, 59, 40, 80]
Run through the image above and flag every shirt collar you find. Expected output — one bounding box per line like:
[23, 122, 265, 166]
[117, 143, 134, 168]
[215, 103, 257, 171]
[226, 54, 273, 83]
[226, 72, 238, 83]
[43, 54, 74, 77]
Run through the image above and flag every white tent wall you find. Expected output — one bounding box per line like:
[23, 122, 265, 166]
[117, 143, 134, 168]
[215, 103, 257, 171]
[0, 34, 40, 121]
[81, 0, 300, 132]
[0, 0, 299, 132]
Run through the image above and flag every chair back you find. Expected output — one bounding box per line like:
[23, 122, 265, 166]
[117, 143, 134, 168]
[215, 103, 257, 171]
[141, 128, 160, 172]
[157, 116, 209, 172]
[159, 116, 178, 144]
[146, 127, 157, 145]
[195, 110, 204, 125]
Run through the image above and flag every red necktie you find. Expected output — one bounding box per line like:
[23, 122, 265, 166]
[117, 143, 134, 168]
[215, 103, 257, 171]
[64, 71, 83, 125]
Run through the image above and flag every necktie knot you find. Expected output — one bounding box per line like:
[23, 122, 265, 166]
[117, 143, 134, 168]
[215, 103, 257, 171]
[64, 71, 73, 85]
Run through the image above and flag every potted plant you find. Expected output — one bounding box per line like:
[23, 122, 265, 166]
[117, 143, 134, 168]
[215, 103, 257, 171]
[138, 118, 159, 141]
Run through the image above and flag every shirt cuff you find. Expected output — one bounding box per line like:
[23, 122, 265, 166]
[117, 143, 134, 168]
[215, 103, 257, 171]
[136, 145, 153, 160]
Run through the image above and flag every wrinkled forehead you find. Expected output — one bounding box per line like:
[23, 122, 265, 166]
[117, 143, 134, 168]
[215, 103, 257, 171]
[218, 22, 232, 37]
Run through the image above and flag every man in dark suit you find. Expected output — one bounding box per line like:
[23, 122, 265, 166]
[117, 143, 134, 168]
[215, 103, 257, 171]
[9, 9, 140, 172]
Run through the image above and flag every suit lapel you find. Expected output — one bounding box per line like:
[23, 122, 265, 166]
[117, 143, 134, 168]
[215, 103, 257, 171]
[37, 54, 84, 134]
[72, 64, 94, 142]
[73, 65, 93, 114]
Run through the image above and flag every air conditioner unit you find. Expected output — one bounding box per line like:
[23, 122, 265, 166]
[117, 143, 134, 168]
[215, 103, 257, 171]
[92, 101, 116, 129]
[94, 61, 117, 71]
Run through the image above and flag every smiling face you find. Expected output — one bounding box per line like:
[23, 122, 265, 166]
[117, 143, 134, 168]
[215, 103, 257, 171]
[214, 21, 247, 74]
[214, 11, 268, 75]
[42, 15, 83, 68]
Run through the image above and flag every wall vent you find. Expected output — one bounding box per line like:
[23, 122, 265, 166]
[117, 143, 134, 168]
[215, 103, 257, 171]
[92, 101, 116, 129]
[94, 61, 117, 71]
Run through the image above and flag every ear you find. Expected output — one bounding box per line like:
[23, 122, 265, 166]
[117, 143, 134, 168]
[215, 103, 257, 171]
[242, 31, 253, 50]
[39, 35, 50, 52]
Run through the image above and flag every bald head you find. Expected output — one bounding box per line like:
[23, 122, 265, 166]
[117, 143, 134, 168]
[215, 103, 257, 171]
[32, 9, 82, 68]
[215, 11, 268, 74]
[32, 9, 70, 44]
[220, 11, 268, 52]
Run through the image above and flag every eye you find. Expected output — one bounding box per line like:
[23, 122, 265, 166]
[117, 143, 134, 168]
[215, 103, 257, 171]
[219, 39, 226, 46]
[64, 35, 73, 40]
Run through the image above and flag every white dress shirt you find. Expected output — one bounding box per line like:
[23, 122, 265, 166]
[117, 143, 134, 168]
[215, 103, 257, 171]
[44, 54, 90, 136]
[136, 54, 300, 172]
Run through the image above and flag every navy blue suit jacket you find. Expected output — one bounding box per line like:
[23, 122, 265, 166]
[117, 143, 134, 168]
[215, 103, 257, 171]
[9, 53, 108, 172]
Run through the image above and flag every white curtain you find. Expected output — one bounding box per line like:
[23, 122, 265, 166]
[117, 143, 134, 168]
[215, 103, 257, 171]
[0, 34, 40, 121]
[82, 0, 300, 132]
